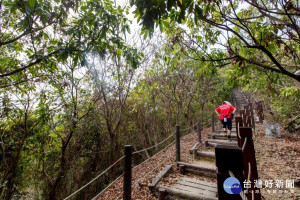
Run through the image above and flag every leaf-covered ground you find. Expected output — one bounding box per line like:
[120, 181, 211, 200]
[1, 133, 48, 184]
[254, 124, 300, 200]
[95, 125, 300, 200]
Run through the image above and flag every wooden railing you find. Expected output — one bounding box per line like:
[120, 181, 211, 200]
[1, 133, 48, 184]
[243, 93, 264, 124]
[216, 105, 262, 200]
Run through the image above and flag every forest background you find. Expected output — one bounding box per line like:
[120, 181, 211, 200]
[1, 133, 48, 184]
[0, 0, 299, 199]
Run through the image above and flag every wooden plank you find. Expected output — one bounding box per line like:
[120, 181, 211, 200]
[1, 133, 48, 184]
[208, 134, 237, 140]
[197, 151, 215, 158]
[149, 165, 173, 190]
[211, 136, 235, 140]
[179, 165, 185, 174]
[177, 179, 217, 192]
[181, 177, 217, 188]
[185, 168, 217, 178]
[189, 150, 215, 159]
[156, 185, 218, 200]
[206, 139, 237, 145]
[173, 183, 217, 197]
[206, 142, 237, 147]
[215, 129, 236, 132]
[189, 142, 199, 154]
[176, 162, 216, 173]
[209, 133, 237, 137]
[206, 142, 217, 147]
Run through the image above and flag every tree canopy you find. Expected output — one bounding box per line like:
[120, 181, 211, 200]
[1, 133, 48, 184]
[131, 0, 300, 82]
[0, 0, 140, 88]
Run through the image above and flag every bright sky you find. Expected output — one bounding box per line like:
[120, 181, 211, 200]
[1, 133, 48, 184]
[115, 0, 140, 39]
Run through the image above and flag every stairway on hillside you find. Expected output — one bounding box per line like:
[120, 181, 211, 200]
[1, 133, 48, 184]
[149, 90, 250, 200]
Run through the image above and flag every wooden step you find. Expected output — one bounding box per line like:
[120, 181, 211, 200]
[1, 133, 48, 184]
[149, 165, 173, 190]
[189, 150, 215, 159]
[197, 151, 215, 159]
[177, 162, 217, 178]
[206, 139, 237, 144]
[208, 133, 237, 140]
[156, 177, 218, 200]
[210, 132, 237, 136]
[174, 178, 217, 197]
[214, 129, 236, 132]
[189, 150, 216, 159]
[177, 162, 216, 173]
[205, 139, 237, 147]
[156, 185, 218, 200]
[181, 177, 217, 188]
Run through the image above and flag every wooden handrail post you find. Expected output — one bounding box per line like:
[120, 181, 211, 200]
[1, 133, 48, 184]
[158, 188, 166, 200]
[197, 118, 201, 143]
[239, 128, 262, 200]
[211, 114, 215, 132]
[249, 103, 255, 130]
[123, 145, 132, 200]
[175, 125, 180, 162]
[235, 117, 243, 147]
[215, 145, 245, 200]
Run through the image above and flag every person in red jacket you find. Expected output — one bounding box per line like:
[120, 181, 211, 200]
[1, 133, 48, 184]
[215, 101, 236, 141]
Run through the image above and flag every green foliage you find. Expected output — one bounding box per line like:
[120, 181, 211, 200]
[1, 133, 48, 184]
[130, 0, 300, 132]
[240, 69, 300, 128]
[0, 0, 141, 89]
[131, 0, 300, 82]
[0, 0, 143, 199]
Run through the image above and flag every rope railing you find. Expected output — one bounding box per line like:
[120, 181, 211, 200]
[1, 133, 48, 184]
[114, 191, 124, 200]
[63, 155, 125, 200]
[91, 118, 211, 200]
[91, 172, 124, 200]
[92, 138, 177, 200]
[114, 142, 175, 200]
[132, 122, 199, 155]
[132, 156, 170, 188]
[132, 131, 175, 155]
[133, 139, 176, 170]
[181, 128, 198, 139]
[180, 122, 197, 131]
[202, 121, 212, 129]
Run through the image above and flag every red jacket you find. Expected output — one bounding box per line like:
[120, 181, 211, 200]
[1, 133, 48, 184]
[216, 104, 236, 120]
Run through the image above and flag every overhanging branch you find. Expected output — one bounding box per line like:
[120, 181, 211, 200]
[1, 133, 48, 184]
[0, 50, 60, 78]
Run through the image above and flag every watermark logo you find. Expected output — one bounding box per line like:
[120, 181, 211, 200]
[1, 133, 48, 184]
[223, 177, 242, 194]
